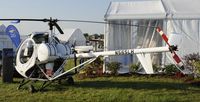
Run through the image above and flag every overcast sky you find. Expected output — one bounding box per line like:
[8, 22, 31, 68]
[0, 0, 129, 35]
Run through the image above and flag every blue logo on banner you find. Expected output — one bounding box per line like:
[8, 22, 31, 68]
[6, 25, 21, 48]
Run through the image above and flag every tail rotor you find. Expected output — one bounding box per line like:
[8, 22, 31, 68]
[156, 27, 185, 71]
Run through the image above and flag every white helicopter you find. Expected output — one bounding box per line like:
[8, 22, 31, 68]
[0, 18, 186, 92]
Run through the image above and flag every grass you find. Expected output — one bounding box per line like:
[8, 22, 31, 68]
[0, 75, 200, 102]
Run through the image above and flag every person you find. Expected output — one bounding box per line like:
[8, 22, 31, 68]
[45, 62, 54, 77]
[20, 40, 34, 63]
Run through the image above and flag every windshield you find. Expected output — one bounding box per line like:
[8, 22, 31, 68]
[32, 33, 48, 44]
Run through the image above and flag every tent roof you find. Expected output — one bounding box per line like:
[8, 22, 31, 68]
[55, 28, 86, 46]
[105, 0, 200, 20]
[105, 0, 166, 20]
[163, 0, 200, 19]
[56, 28, 83, 42]
[0, 24, 6, 33]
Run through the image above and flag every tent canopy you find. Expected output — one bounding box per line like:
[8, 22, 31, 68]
[103, 0, 200, 73]
[163, 0, 200, 19]
[56, 28, 86, 46]
[105, 0, 200, 20]
[0, 24, 6, 33]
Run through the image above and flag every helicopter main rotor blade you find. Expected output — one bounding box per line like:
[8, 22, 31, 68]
[59, 19, 156, 28]
[54, 22, 64, 34]
[59, 19, 106, 24]
[0, 18, 49, 22]
[0, 18, 158, 28]
[0, 18, 65, 34]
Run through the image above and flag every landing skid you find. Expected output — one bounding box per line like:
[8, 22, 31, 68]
[17, 57, 97, 93]
[17, 76, 74, 93]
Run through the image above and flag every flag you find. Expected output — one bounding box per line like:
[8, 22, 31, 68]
[6, 25, 21, 48]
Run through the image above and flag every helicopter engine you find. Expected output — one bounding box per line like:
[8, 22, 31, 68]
[37, 43, 71, 63]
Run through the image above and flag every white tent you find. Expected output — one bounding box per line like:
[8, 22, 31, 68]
[104, 0, 200, 73]
[56, 28, 86, 46]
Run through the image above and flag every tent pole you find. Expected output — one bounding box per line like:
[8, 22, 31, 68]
[142, 21, 151, 48]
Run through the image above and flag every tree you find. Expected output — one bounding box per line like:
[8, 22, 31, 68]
[93, 34, 99, 39]
[99, 34, 104, 39]
[83, 33, 89, 40]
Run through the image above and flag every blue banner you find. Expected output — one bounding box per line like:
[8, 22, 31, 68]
[6, 25, 21, 48]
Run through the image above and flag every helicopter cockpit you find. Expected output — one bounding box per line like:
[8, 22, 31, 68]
[30, 32, 49, 44]
[19, 32, 49, 63]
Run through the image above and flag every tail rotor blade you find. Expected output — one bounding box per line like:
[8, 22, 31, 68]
[156, 27, 170, 46]
[173, 53, 181, 63]
[172, 52, 185, 70]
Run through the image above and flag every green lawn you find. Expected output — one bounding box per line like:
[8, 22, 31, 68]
[0, 75, 200, 102]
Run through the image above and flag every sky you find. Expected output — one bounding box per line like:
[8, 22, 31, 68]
[0, 0, 129, 35]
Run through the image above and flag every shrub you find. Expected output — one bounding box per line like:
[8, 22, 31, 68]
[164, 64, 180, 75]
[78, 57, 103, 78]
[90, 57, 103, 68]
[183, 53, 200, 75]
[106, 62, 121, 75]
[129, 63, 139, 73]
[191, 61, 200, 74]
[89, 57, 103, 76]
[153, 64, 162, 73]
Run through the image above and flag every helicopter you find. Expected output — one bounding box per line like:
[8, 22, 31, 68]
[0, 17, 187, 93]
